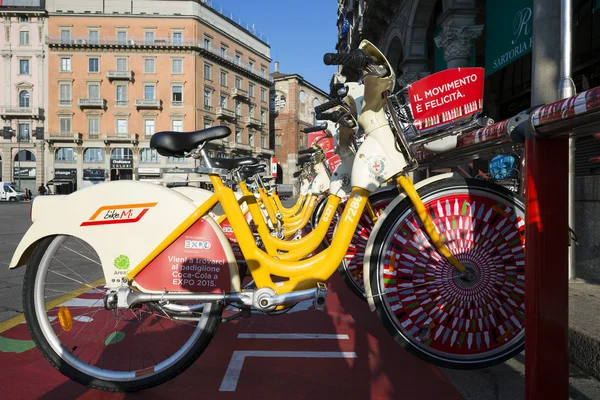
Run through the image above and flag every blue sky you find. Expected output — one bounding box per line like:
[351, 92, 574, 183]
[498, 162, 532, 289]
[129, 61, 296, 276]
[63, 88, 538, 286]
[208, 0, 339, 93]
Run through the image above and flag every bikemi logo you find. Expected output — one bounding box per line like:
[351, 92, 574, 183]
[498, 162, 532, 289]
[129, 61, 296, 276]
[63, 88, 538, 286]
[80, 202, 158, 226]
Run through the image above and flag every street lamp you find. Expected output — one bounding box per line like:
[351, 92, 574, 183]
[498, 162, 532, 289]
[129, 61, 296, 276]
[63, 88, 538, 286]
[16, 127, 21, 189]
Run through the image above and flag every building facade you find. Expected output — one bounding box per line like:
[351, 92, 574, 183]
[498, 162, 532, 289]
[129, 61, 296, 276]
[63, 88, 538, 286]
[0, 0, 47, 194]
[45, 0, 272, 193]
[270, 63, 329, 184]
[335, 0, 600, 282]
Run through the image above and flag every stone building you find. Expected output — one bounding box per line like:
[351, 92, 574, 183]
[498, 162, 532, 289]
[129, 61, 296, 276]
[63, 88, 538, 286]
[270, 62, 329, 184]
[335, 0, 600, 282]
[0, 0, 47, 194]
[43, 0, 272, 193]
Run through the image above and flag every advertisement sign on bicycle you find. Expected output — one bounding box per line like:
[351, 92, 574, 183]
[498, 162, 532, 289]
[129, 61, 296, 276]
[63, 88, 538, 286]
[307, 131, 341, 171]
[408, 67, 484, 130]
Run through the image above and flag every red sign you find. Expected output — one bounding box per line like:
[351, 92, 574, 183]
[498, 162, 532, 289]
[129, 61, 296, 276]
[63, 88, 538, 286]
[307, 131, 341, 172]
[270, 157, 277, 178]
[408, 67, 484, 130]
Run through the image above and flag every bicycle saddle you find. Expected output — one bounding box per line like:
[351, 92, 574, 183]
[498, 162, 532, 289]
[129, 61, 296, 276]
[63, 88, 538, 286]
[212, 157, 259, 170]
[151, 126, 231, 157]
[239, 165, 266, 180]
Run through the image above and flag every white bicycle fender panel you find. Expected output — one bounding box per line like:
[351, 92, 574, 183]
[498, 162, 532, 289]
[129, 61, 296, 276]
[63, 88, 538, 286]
[9, 180, 240, 292]
[330, 155, 354, 199]
[310, 169, 331, 195]
[363, 173, 458, 311]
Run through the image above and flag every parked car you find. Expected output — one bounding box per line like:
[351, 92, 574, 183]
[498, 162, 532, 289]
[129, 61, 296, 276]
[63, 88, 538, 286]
[0, 182, 25, 202]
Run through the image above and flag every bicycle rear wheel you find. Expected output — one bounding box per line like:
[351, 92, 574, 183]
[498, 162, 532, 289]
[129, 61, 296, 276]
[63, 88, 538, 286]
[23, 235, 223, 392]
[368, 178, 525, 369]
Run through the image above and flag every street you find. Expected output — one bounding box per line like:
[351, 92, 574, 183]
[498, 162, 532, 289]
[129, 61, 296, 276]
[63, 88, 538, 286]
[1, 201, 600, 399]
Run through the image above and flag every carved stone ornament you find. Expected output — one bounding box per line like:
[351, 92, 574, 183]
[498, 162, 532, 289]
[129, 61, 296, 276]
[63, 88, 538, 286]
[396, 72, 421, 88]
[434, 25, 484, 62]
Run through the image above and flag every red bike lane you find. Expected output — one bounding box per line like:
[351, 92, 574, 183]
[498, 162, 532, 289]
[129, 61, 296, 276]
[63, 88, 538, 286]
[0, 275, 462, 400]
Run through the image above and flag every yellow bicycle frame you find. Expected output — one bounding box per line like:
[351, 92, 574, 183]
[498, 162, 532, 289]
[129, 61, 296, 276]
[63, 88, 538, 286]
[273, 193, 305, 217]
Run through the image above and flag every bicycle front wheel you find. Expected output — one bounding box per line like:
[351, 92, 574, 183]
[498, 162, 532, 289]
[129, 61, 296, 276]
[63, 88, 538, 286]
[368, 178, 525, 369]
[23, 235, 223, 392]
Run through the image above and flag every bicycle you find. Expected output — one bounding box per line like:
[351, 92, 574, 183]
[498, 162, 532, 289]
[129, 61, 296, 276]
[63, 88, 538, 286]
[8, 40, 525, 391]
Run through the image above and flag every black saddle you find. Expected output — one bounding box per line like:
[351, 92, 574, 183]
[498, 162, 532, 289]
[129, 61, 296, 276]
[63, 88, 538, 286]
[150, 126, 231, 157]
[212, 157, 259, 170]
[239, 165, 266, 180]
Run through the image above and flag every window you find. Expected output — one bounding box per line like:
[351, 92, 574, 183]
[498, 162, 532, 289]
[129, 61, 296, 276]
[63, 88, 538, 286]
[59, 83, 71, 105]
[172, 59, 183, 74]
[88, 117, 100, 136]
[112, 148, 133, 160]
[220, 94, 227, 108]
[144, 31, 155, 45]
[172, 120, 183, 132]
[249, 83, 255, 98]
[88, 83, 100, 99]
[313, 99, 320, 125]
[19, 59, 29, 74]
[204, 37, 210, 49]
[172, 32, 182, 45]
[234, 54, 241, 65]
[235, 128, 241, 142]
[60, 30, 71, 44]
[144, 58, 155, 73]
[89, 57, 99, 72]
[249, 104, 255, 117]
[144, 85, 155, 100]
[59, 116, 72, 133]
[261, 134, 266, 148]
[18, 123, 30, 141]
[235, 77, 241, 89]
[19, 90, 30, 107]
[204, 89, 211, 108]
[84, 148, 105, 163]
[204, 63, 211, 80]
[117, 119, 128, 134]
[116, 58, 127, 71]
[167, 155, 188, 164]
[235, 100, 241, 116]
[117, 31, 127, 44]
[261, 66, 266, 75]
[204, 121, 212, 129]
[116, 84, 127, 106]
[172, 85, 183, 105]
[220, 71, 227, 86]
[221, 46, 227, 57]
[248, 131, 254, 147]
[249, 60, 254, 68]
[88, 31, 99, 44]
[140, 148, 160, 163]
[56, 147, 76, 163]
[261, 88, 266, 102]
[144, 119, 155, 136]
[19, 31, 29, 45]
[261, 109, 266, 123]
[60, 57, 71, 72]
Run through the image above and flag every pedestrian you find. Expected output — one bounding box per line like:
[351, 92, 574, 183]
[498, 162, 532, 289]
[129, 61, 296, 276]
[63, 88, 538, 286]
[25, 189, 31, 201]
[45, 183, 52, 195]
[38, 184, 46, 196]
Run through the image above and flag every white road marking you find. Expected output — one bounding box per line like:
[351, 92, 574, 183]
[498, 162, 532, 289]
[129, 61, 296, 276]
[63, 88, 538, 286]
[237, 333, 349, 340]
[219, 351, 357, 391]
[59, 298, 103, 307]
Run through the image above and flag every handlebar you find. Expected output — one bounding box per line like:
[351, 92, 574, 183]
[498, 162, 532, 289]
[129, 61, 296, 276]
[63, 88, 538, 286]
[302, 124, 326, 133]
[296, 154, 311, 166]
[316, 110, 345, 122]
[323, 49, 372, 70]
[298, 147, 317, 155]
[293, 170, 303, 178]
[314, 98, 342, 115]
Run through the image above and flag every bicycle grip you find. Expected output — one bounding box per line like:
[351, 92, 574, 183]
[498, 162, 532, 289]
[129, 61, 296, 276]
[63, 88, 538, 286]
[298, 147, 317, 155]
[302, 125, 326, 133]
[314, 98, 342, 114]
[296, 155, 311, 166]
[316, 110, 345, 122]
[293, 170, 302, 178]
[323, 49, 372, 70]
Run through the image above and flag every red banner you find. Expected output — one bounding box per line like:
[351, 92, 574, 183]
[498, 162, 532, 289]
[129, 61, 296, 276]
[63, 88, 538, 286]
[307, 131, 341, 172]
[408, 67, 484, 130]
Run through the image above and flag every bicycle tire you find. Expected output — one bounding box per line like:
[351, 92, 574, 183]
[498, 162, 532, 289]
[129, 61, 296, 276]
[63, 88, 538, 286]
[23, 235, 224, 392]
[368, 177, 526, 369]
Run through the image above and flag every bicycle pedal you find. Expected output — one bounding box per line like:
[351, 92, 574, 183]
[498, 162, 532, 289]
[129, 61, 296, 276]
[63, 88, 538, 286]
[313, 282, 328, 311]
[221, 308, 251, 323]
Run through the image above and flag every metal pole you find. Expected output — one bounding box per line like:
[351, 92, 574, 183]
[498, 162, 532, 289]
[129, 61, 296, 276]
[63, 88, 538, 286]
[526, 1, 569, 399]
[17, 128, 21, 188]
[559, 0, 577, 280]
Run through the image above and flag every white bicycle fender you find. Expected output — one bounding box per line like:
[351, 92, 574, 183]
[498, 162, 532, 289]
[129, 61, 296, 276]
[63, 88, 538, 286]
[9, 180, 240, 292]
[363, 173, 459, 311]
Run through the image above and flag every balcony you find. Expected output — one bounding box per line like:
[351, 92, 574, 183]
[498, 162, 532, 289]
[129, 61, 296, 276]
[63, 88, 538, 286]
[216, 107, 236, 120]
[87, 133, 107, 141]
[78, 98, 106, 109]
[245, 116, 262, 128]
[104, 133, 139, 144]
[0, 106, 44, 119]
[231, 88, 249, 100]
[171, 101, 184, 108]
[46, 132, 83, 144]
[106, 70, 133, 81]
[135, 99, 162, 109]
